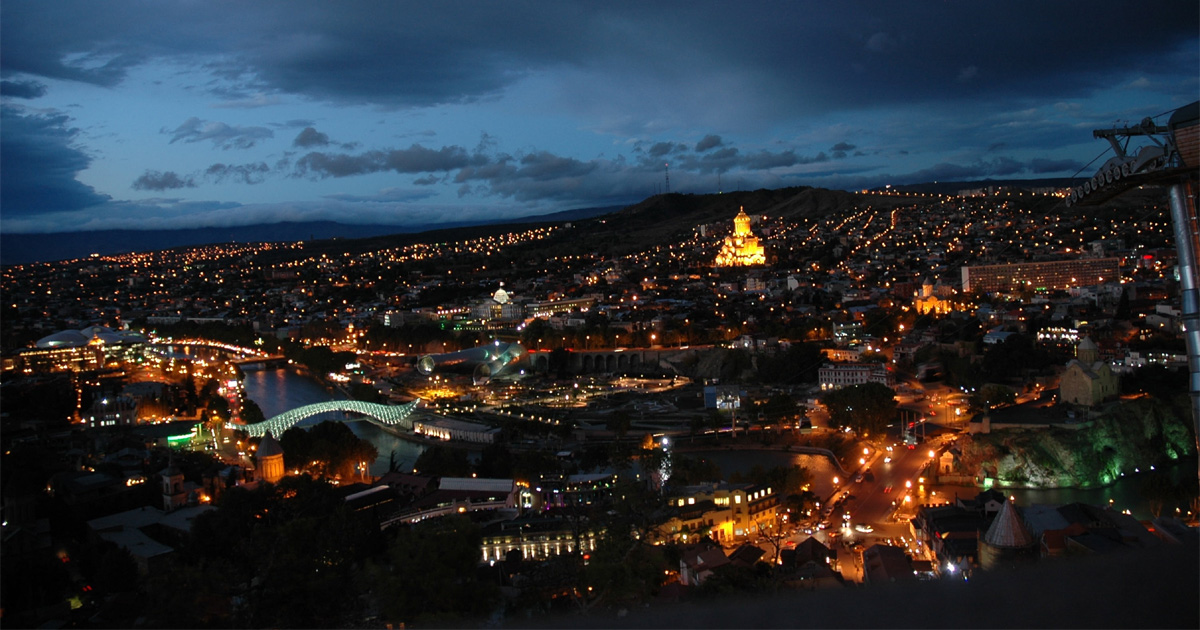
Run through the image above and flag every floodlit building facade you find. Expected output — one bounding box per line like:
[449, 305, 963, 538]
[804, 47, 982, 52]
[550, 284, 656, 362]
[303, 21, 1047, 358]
[714, 207, 766, 266]
[961, 258, 1120, 293]
[818, 362, 896, 391]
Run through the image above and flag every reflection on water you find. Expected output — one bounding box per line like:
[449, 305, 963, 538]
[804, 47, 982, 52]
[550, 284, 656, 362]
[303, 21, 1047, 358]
[997, 457, 1197, 520]
[241, 368, 345, 417]
[241, 368, 424, 476]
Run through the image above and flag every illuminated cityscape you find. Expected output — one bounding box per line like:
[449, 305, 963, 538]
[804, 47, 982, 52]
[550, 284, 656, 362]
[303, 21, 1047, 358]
[1, 4, 1197, 628]
[3, 175, 1198, 627]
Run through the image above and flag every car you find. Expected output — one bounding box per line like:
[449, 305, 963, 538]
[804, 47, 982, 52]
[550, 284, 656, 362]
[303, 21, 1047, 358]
[883, 456, 892, 463]
[854, 474, 864, 483]
[883, 485, 893, 493]
[855, 524, 874, 533]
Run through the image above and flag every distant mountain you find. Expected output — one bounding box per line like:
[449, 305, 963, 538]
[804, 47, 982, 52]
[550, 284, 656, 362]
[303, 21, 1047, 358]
[0, 205, 621, 266]
[0, 179, 1105, 266]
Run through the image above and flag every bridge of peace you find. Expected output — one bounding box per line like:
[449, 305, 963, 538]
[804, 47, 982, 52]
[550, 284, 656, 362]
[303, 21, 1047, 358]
[233, 399, 420, 437]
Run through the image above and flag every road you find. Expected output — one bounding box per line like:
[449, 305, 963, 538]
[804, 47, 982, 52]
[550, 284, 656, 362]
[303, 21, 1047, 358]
[753, 431, 950, 582]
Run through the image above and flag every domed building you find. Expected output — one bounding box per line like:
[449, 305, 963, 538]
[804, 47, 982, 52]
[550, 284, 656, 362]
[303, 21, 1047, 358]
[23, 325, 148, 373]
[256, 431, 285, 484]
[714, 207, 766, 267]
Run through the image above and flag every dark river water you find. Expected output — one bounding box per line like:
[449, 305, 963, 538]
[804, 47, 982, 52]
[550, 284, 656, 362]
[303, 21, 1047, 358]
[240, 367, 425, 476]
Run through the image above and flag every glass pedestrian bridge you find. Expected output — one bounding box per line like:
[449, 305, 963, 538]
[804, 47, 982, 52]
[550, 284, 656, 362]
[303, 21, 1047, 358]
[232, 399, 419, 437]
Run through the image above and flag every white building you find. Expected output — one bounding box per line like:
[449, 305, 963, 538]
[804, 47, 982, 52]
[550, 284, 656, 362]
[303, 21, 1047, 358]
[413, 416, 501, 444]
[818, 362, 895, 391]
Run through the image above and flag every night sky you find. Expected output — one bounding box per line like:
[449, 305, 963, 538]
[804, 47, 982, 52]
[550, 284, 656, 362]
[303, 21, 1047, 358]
[2, 1, 1197, 234]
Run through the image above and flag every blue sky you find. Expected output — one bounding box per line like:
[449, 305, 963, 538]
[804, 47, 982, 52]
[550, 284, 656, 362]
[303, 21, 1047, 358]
[2, 1, 1197, 234]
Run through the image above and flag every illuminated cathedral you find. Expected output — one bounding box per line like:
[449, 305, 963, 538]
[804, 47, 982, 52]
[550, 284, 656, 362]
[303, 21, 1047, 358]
[714, 207, 766, 266]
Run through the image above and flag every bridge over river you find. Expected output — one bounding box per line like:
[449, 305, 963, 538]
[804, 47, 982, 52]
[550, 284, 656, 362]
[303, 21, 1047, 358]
[232, 399, 420, 437]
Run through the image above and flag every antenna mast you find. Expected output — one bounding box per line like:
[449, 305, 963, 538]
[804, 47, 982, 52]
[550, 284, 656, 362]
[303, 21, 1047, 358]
[665, 163, 671, 194]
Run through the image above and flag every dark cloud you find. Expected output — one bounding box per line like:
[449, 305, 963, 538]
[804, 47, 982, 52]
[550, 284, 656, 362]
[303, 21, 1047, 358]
[904, 157, 1034, 182]
[294, 144, 481, 178]
[1030, 158, 1083, 174]
[691, 147, 740, 174]
[744, 149, 818, 170]
[2, 2, 1195, 117]
[1, 79, 47, 99]
[412, 174, 442, 186]
[132, 162, 273, 189]
[647, 142, 684, 159]
[514, 152, 596, 181]
[204, 162, 271, 184]
[293, 126, 330, 148]
[323, 188, 438, 203]
[166, 117, 274, 149]
[132, 170, 196, 190]
[830, 142, 856, 159]
[695, 134, 724, 152]
[0, 106, 110, 215]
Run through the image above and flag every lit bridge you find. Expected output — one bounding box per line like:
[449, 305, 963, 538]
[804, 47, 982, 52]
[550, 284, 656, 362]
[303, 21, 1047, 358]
[232, 399, 420, 437]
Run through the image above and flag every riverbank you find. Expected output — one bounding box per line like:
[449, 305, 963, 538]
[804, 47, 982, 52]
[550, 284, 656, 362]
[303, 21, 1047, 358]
[372, 417, 492, 452]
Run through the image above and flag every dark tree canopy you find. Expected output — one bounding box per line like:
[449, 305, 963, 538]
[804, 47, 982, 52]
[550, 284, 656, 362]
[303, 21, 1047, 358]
[821, 382, 897, 437]
[412, 444, 472, 477]
[277, 420, 378, 479]
[372, 515, 497, 625]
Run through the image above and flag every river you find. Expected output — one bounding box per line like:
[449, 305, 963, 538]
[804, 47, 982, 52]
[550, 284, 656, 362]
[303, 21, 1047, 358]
[240, 367, 425, 476]
[978, 458, 1197, 520]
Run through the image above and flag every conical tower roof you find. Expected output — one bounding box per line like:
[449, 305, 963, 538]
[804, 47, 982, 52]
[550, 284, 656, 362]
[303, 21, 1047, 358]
[257, 431, 284, 458]
[983, 499, 1035, 549]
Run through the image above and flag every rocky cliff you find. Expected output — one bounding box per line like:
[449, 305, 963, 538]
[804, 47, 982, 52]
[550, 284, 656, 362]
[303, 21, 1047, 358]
[954, 396, 1195, 488]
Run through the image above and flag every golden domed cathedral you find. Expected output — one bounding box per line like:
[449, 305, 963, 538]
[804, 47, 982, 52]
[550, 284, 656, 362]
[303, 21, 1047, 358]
[714, 207, 766, 266]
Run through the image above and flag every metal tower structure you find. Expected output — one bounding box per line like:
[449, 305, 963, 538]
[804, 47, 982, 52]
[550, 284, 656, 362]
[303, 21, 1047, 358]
[665, 162, 671, 193]
[1066, 101, 1199, 478]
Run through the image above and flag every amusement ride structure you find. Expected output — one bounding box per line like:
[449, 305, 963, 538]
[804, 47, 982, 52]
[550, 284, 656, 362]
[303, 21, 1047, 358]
[1066, 101, 1199, 476]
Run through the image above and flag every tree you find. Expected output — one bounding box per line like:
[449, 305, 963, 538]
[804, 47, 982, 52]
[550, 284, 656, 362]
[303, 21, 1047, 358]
[240, 398, 265, 425]
[756, 343, 825, 384]
[413, 445, 471, 477]
[1115, 288, 1132, 321]
[756, 393, 799, 427]
[580, 478, 671, 609]
[371, 516, 497, 625]
[606, 410, 632, 438]
[277, 421, 378, 479]
[821, 383, 897, 437]
[969, 384, 1017, 413]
